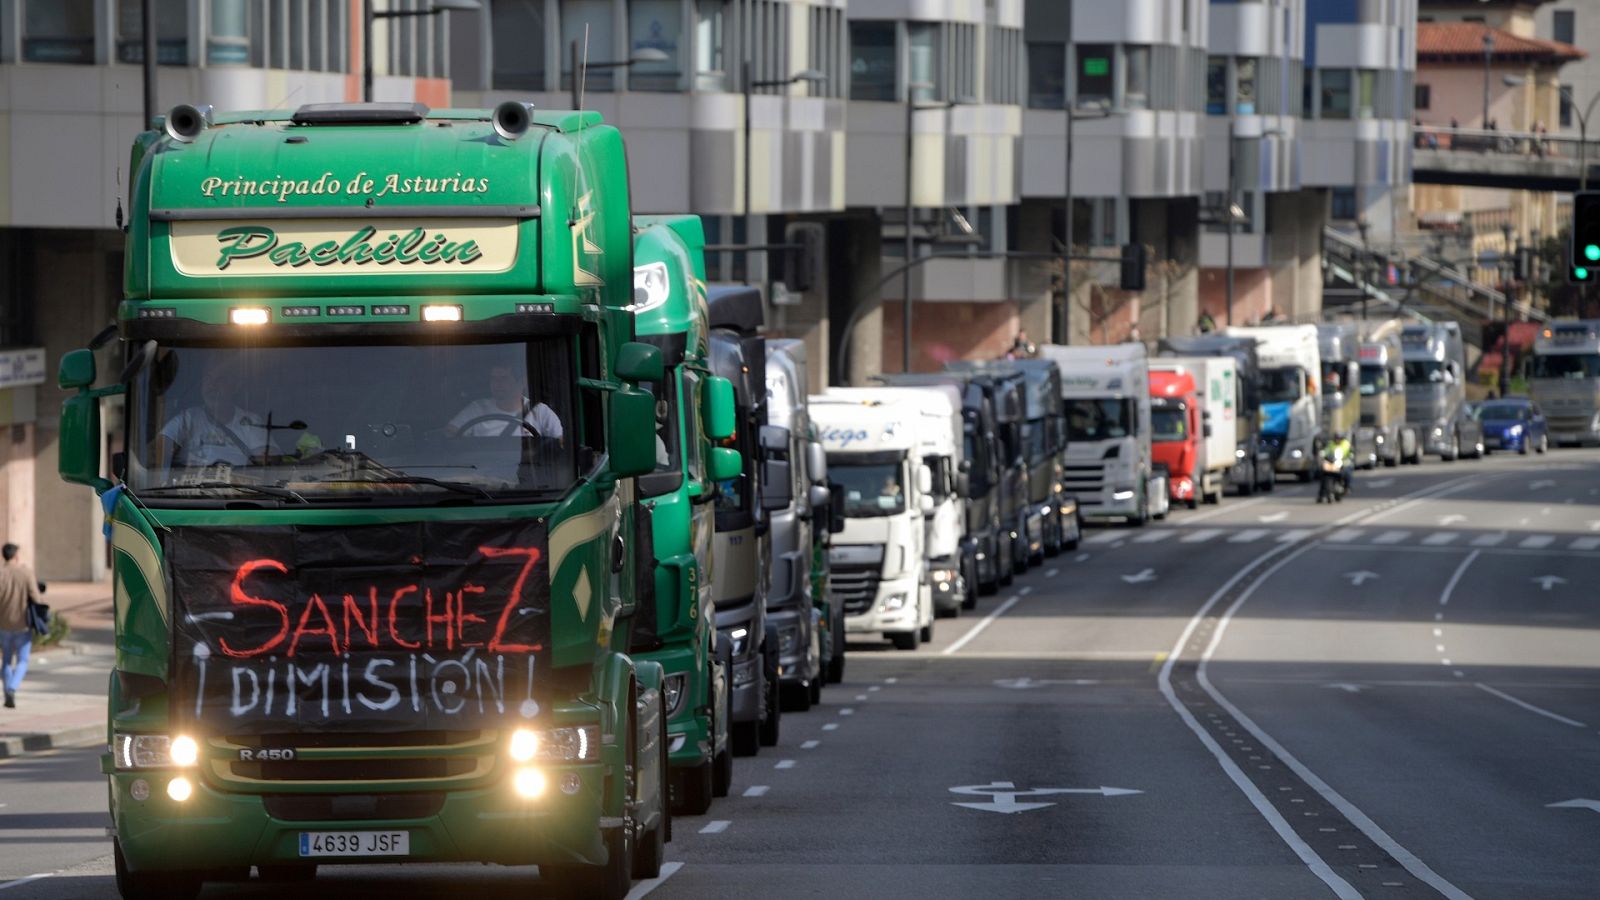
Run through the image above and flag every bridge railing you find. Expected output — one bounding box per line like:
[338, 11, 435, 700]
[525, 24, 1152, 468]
[1413, 126, 1587, 162]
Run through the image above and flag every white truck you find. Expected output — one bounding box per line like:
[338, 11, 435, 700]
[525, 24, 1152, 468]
[810, 388, 936, 651]
[1530, 320, 1600, 446]
[1150, 356, 1238, 506]
[1223, 325, 1324, 480]
[897, 384, 969, 618]
[1037, 343, 1155, 525]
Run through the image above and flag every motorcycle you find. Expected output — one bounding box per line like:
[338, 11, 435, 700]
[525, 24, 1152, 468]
[1316, 455, 1347, 504]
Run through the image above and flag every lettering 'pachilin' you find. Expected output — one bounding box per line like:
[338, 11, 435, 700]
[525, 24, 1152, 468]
[213, 225, 484, 270]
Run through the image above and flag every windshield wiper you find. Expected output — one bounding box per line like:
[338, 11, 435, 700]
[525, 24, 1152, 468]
[309, 476, 495, 499]
[137, 482, 307, 503]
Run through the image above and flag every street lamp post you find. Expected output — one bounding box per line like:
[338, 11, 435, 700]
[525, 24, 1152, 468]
[1558, 85, 1600, 192]
[1057, 99, 1111, 346]
[363, 0, 481, 103]
[1500, 221, 1517, 398]
[1482, 32, 1495, 129]
[742, 64, 825, 284]
[567, 43, 671, 112]
[901, 83, 960, 373]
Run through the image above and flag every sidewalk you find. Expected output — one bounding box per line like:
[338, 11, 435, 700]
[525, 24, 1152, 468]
[0, 582, 113, 759]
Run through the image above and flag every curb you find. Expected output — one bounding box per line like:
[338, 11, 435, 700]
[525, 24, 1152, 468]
[0, 723, 105, 760]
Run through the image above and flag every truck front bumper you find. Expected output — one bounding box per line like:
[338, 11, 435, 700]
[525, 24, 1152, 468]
[1081, 486, 1141, 521]
[1270, 435, 1316, 473]
[768, 604, 817, 688]
[647, 644, 712, 768]
[845, 574, 921, 637]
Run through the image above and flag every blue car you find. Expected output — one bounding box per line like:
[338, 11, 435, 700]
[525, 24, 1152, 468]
[1476, 398, 1550, 454]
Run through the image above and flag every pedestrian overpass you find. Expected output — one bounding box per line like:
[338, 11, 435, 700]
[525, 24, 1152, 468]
[1412, 127, 1599, 192]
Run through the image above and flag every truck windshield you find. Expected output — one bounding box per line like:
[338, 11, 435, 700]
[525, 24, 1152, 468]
[127, 339, 576, 505]
[1404, 360, 1447, 384]
[1023, 420, 1048, 460]
[1065, 398, 1132, 441]
[1261, 368, 1303, 403]
[1529, 353, 1600, 379]
[829, 457, 906, 517]
[1321, 363, 1348, 395]
[1359, 364, 1387, 396]
[1151, 407, 1187, 442]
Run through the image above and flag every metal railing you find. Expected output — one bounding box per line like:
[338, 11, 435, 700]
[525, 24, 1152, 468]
[1413, 126, 1586, 161]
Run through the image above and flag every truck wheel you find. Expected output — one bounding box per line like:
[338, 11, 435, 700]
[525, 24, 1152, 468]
[758, 683, 781, 748]
[1297, 470, 1312, 483]
[1238, 461, 1256, 496]
[1187, 494, 1199, 510]
[827, 615, 846, 684]
[963, 573, 979, 610]
[712, 710, 733, 799]
[919, 619, 934, 643]
[115, 839, 200, 900]
[781, 680, 813, 713]
[675, 761, 714, 815]
[731, 721, 759, 757]
[545, 825, 632, 900]
[890, 631, 917, 650]
[809, 673, 823, 706]
[633, 702, 669, 878]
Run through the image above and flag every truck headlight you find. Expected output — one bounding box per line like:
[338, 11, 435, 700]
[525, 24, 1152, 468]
[930, 568, 959, 591]
[1112, 488, 1135, 501]
[662, 673, 688, 718]
[114, 734, 197, 770]
[508, 728, 539, 762]
[1236, 448, 1247, 459]
[533, 725, 600, 762]
[631, 261, 671, 312]
[777, 624, 800, 655]
[883, 593, 909, 611]
[727, 626, 750, 658]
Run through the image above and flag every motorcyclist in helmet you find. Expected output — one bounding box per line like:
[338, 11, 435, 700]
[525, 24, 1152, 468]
[1318, 433, 1355, 503]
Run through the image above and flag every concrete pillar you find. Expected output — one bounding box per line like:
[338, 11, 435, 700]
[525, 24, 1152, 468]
[1297, 190, 1326, 321]
[831, 216, 884, 386]
[1013, 201, 1058, 346]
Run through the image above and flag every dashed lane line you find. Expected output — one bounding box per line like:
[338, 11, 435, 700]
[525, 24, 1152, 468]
[742, 785, 769, 797]
[821, 723, 839, 731]
[801, 740, 820, 749]
[775, 759, 797, 770]
[698, 821, 731, 834]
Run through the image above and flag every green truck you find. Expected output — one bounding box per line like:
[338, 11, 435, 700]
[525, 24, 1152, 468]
[61, 101, 701, 899]
[629, 217, 740, 812]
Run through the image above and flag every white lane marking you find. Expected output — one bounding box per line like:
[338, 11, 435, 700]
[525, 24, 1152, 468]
[743, 785, 769, 797]
[1433, 628, 1444, 637]
[626, 860, 685, 900]
[855, 694, 868, 701]
[1229, 529, 1269, 543]
[698, 820, 731, 834]
[1372, 530, 1411, 545]
[1276, 529, 1315, 543]
[801, 740, 820, 749]
[0, 875, 54, 894]
[1325, 528, 1366, 543]
[942, 594, 1023, 656]
[1518, 534, 1555, 549]
[1475, 683, 1587, 728]
[1470, 533, 1507, 547]
[1571, 537, 1600, 551]
[1195, 541, 1476, 900]
[822, 723, 839, 731]
[1133, 530, 1175, 544]
[1422, 532, 1460, 546]
[1074, 552, 1091, 562]
[838, 708, 855, 716]
[1154, 541, 1362, 900]
[775, 759, 797, 770]
[1438, 551, 1480, 607]
[885, 677, 898, 684]
[1045, 568, 1060, 577]
[868, 686, 882, 692]
[1259, 511, 1289, 524]
[1085, 531, 1123, 545]
[1179, 496, 1268, 522]
[1018, 586, 1033, 596]
[1180, 528, 1224, 544]
[1435, 644, 1446, 653]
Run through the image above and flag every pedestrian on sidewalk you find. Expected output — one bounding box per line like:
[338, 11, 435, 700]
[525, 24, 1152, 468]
[0, 542, 40, 709]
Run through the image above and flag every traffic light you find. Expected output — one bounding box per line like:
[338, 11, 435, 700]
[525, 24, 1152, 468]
[1119, 242, 1147, 292]
[1572, 265, 1592, 284]
[1571, 192, 1600, 269]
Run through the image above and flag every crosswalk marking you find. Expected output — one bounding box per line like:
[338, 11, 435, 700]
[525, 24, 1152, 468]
[1571, 537, 1600, 551]
[1519, 535, 1555, 549]
[1470, 533, 1507, 547]
[1372, 530, 1411, 545]
[1180, 528, 1224, 543]
[1132, 530, 1175, 544]
[1085, 531, 1123, 545]
[1422, 532, 1460, 546]
[1326, 528, 1366, 543]
[1276, 528, 1314, 543]
[1229, 529, 1269, 543]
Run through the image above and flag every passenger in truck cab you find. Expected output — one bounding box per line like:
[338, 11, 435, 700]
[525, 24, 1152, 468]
[448, 364, 565, 441]
[158, 362, 273, 468]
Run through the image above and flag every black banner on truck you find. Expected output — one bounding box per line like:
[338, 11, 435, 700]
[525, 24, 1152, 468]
[168, 520, 550, 734]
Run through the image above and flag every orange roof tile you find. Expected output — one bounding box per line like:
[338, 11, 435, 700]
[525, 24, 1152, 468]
[1417, 22, 1585, 64]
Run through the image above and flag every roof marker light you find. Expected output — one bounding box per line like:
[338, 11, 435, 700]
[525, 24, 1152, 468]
[230, 307, 270, 326]
[422, 304, 463, 322]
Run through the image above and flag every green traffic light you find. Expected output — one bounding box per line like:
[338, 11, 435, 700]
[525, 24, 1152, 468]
[1577, 267, 1591, 281]
[1586, 244, 1600, 262]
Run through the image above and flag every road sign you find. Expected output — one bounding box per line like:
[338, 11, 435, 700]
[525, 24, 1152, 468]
[1344, 571, 1380, 586]
[1122, 568, 1157, 584]
[948, 781, 1142, 814]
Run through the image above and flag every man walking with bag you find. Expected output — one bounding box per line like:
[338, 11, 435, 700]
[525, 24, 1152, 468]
[0, 542, 41, 708]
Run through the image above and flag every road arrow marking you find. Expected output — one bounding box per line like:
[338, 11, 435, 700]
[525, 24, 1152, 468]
[1547, 798, 1600, 814]
[1324, 683, 1368, 694]
[1344, 571, 1381, 586]
[993, 677, 1101, 690]
[1438, 514, 1466, 526]
[1122, 568, 1157, 584]
[1258, 511, 1289, 523]
[948, 781, 1142, 814]
[1530, 479, 1556, 490]
[1533, 575, 1568, 591]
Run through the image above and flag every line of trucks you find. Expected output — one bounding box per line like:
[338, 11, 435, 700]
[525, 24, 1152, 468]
[54, 102, 1572, 900]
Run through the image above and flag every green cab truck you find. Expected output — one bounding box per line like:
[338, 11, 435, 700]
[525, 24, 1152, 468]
[62, 101, 699, 900]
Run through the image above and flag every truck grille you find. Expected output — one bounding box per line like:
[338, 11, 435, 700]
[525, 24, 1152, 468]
[206, 730, 497, 791]
[263, 792, 446, 822]
[1061, 464, 1106, 508]
[829, 564, 881, 616]
[1548, 416, 1593, 434]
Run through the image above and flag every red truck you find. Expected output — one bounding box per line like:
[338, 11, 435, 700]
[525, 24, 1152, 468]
[1149, 369, 1204, 509]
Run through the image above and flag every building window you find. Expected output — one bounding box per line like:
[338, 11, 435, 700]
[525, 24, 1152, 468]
[630, 0, 682, 91]
[1553, 10, 1576, 45]
[907, 22, 940, 102]
[23, 0, 96, 64]
[1076, 43, 1114, 106]
[492, 0, 547, 90]
[695, 0, 727, 92]
[1320, 69, 1352, 120]
[1330, 187, 1357, 221]
[563, 0, 616, 94]
[849, 21, 896, 101]
[1125, 45, 1150, 110]
[208, 0, 251, 64]
[1561, 92, 1573, 128]
[1415, 83, 1431, 111]
[1027, 41, 1065, 109]
[1235, 57, 1257, 115]
[117, 0, 190, 65]
[1206, 56, 1227, 114]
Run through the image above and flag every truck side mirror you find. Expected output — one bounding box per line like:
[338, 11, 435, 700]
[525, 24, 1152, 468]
[955, 471, 971, 499]
[807, 441, 827, 484]
[708, 446, 742, 482]
[615, 341, 664, 383]
[808, 483, 830, 512]
[704, 375, 736, 440]
[760, 459, 793, 511]
[917, 464, 933, 497]
[919, 493, 935, 515]
[59, 349, 96, 390]
[609, 387, 658, 477]
[58, 349, 114, 492]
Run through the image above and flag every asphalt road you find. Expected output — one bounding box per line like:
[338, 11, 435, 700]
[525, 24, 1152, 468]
[2, 449, 1597, 898]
